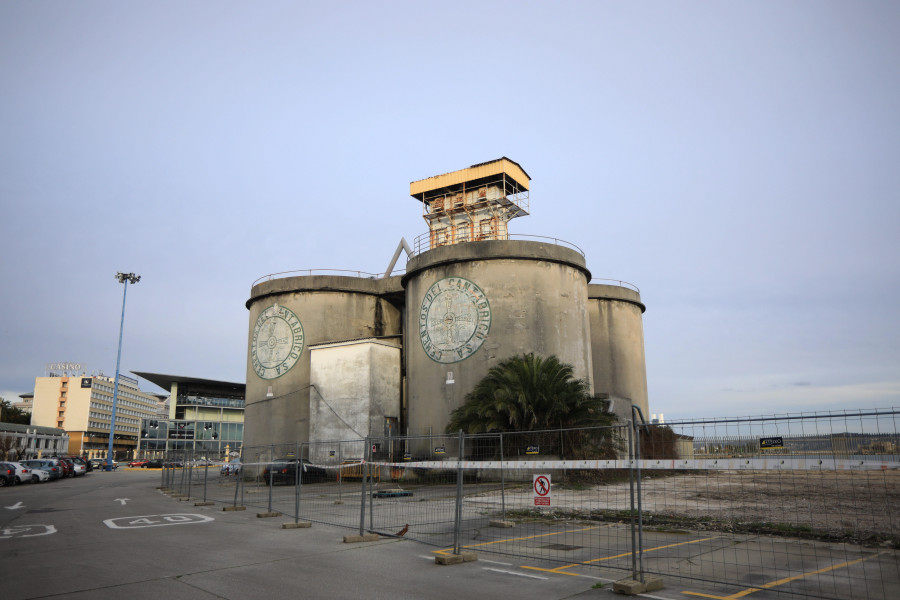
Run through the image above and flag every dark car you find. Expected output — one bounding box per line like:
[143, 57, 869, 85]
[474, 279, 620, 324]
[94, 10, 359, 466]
[263, 458, 328, 485]
[23, 459, 62, 481]
[143, 459, 164, 468]
[0, 462, 16, 486]
[50, 458, 73, 478]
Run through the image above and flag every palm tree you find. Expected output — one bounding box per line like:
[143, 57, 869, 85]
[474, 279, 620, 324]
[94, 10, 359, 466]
[446, 353, 615, 434]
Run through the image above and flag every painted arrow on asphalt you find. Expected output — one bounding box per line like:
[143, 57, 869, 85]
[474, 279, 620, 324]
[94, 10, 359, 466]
[115, 498, 130, 505]
[5, 502, 24, 510]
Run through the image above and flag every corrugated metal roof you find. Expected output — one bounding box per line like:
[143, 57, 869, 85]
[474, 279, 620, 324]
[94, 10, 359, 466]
[410, 157, 530, 198]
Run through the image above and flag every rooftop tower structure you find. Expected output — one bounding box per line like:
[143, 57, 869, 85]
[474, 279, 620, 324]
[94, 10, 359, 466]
[410, 157, 530, 252]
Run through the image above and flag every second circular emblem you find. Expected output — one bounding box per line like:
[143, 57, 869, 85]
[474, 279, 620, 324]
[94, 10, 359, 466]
[419, 277, 491, 364]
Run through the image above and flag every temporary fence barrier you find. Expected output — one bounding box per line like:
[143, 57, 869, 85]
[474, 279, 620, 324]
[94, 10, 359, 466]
[157, 408, 900, 599]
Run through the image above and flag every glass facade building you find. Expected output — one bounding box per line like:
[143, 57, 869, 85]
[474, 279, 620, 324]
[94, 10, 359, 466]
[133, 372, 244, 459]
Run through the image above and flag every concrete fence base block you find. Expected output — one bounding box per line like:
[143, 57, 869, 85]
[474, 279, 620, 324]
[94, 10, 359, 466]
[613, 575, 664, 595]
[334, 500, 344, 505]
[223, 506, 246, 511]
[489, 520, 515, 528]
[282, 522, 312, 529]
[257, 511, 281, 518]
[194, 501, 215, 506]
[343, 533, 381, 543]
[435, 552, 478, 565]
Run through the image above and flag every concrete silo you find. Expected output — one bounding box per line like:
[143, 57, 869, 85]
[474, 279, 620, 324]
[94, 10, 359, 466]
[244, 275, 403, 451]
[403, 158, 594, 435]
[403, 241, 594, 436]
[587, 283, 649, 423]
[243, 157, 652, 450]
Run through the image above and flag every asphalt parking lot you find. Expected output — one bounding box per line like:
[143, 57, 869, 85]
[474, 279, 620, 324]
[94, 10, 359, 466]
[2, 470, 896, 599]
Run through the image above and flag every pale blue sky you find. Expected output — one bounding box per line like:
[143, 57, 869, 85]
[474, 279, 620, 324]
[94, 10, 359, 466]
[2, 1, 898, 420]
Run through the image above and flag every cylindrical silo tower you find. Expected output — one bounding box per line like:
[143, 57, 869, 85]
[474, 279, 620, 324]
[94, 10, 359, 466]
[587, 283, 649, 424]
[244, 275, 403, 450]
[403, 158, 594, 436]
[403, 241, 593, 436]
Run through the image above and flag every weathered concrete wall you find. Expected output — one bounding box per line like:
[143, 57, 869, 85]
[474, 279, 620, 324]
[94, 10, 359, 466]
[308, 339, 401, 463]
[403, 241, 593, 436]
[244, 276, 402, 450]
[587, 284, 648, 423]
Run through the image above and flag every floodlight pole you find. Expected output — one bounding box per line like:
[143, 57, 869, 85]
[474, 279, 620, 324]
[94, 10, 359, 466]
[106, 272, 140, 471]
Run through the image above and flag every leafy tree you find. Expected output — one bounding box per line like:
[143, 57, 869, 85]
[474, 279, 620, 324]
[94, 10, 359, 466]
[0, 399, 30, 425]
[447, 353, 616, 434]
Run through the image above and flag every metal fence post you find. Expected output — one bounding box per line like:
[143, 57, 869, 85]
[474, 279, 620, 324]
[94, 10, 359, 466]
[500, 432, 506, 521]
[203, 458, 209, 503]
[631, 407, 646, 584]
[294, 442, 301, 524]
[627, 420, 638, 581]
[359, 436, 369, 536]
[186, 449, 194, 500]
[267, 454, 274, 513]
[453, 430, 464, 555]
[338, 442, 343, 503]
[232, 453, 241, 508]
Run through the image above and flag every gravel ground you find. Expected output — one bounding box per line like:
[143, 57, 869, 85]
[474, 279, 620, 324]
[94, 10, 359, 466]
[469, 469, 900, 544]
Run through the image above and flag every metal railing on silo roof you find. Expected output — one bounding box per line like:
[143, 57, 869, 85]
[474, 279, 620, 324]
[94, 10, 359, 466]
[410, 232, 586, 257]
[250, 268, 389, 288]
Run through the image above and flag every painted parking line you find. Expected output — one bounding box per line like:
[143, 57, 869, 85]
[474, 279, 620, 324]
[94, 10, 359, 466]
[521, 536, 718, 576]
[681, 553, 883, 599]
[432, 524, 607, 556]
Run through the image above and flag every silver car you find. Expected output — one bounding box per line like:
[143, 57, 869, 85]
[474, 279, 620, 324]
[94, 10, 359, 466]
[8, 462, 32, 484]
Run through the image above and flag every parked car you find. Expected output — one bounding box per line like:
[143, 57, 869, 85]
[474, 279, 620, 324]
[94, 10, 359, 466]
[143, 459, 164, 468]
[0, 462, 17, 486]
[51, 458, 73, 478]
[77, 456, 93, 472]
[90, 458, 119, 470]
[128, 459, 149, 468]
[29, 467, 50, 483]
[22, 459, 62, 480]
[57, 457, 85, 477]
[67, 456, 89, 475]
[263, 458, 328, 485]
[220, 461, 242, 475]
[8, 462, 32, 484]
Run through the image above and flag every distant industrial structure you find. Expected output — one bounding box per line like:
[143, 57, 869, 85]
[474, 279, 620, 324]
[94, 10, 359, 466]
[244, 159, 649, 456]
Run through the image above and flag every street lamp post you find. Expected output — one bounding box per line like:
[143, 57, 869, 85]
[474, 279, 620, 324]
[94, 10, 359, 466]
[106, 272, 141, 471]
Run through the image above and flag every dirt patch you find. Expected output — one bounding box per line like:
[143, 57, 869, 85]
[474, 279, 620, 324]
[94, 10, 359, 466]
[469, 469, 900, 547]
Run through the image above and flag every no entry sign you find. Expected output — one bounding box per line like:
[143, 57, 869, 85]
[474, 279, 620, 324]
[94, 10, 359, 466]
[533, 474, 551, 506]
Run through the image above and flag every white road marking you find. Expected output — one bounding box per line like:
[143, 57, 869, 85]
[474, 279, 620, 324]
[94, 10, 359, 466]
[1, 524, 56, 539]
[114, 498, 129, 505]
[4, 502, 24, 510]
[479, 559, 513, 566]
[104, 513, 214, 529]
[483, 568, 548, 580]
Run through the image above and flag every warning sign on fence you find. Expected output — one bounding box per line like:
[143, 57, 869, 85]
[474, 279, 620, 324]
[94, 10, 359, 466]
[533, 474, 551, 506]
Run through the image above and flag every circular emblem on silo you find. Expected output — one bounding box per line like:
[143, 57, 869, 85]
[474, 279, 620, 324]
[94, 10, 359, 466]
[419, 277, 491, 363]
[251, 303, 304, 379]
